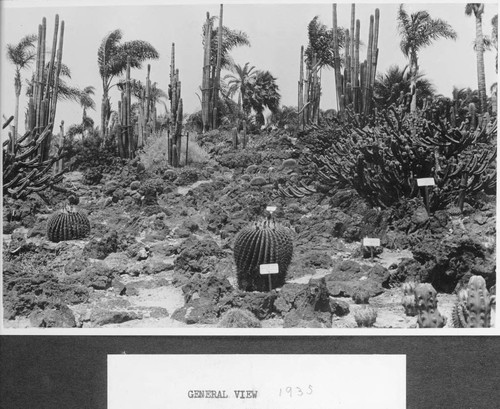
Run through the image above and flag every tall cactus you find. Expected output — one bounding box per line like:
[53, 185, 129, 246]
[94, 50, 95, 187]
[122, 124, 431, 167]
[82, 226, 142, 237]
[415, 283, 446, 328]
[233, 219, 293, 292]
[466, 275, 491, 328]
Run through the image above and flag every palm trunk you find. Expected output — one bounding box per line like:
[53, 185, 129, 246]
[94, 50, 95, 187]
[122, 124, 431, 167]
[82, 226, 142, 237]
[475, 15, 487, 113]
[101, 85, 108, 138]
[409, 50, 418, 113]
[13, 72, 21, 151]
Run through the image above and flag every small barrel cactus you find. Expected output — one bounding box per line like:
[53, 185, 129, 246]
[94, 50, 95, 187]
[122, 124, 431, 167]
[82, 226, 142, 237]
[233, 219, 293, 292]
[401, 281, 417, 316]
[415, 283, 446, 328]
[47, 207, 90, 243]
[354, 306, 378, 327]
[451, 289, 469, 328]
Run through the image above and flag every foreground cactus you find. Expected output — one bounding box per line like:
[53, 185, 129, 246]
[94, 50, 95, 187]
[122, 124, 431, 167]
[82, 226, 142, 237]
[354, 306, 378, 327]
[452, 275, 492, 328]
[401, 281, 417, 316]
[415, 283, 446, 328]
[47, 206, 90, 242]
[233, 218, 293, 291]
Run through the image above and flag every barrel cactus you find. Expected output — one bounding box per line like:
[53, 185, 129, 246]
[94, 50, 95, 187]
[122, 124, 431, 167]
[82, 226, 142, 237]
[465, 275, 491, 328]
[415, 283, 446, 328]
[233, 219, 293, 292]
[47, 207, 90, 242]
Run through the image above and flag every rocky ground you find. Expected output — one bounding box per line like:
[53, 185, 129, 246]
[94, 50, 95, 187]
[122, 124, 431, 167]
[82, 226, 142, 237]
[2, 130, 496, 329]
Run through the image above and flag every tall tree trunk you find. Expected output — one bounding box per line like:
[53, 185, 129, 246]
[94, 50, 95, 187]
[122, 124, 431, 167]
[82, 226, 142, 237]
[409, 50, 418, 113]
[101, 84, 108, 138]
[213, 4, 223, 129]
[13, 71, 21, 150]
[475, 14, 488, 113]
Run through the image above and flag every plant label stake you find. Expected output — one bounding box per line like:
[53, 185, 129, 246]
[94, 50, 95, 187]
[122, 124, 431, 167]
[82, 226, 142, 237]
[363, 238, 380, 262]
[266, 206, 277, 214]
[260, 263, 279, 291]
[417, 178, 435, 214]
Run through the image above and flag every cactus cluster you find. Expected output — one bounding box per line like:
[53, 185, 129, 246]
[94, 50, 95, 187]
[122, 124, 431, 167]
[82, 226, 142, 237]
[452, 275, 492, 328]
[288, 103, 496, 209]
[233, 218, 293, 292]
[47, 206, 90, 242]
[415, 283, 446, 328]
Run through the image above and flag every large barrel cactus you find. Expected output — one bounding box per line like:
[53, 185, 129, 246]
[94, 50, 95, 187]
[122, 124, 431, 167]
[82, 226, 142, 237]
[47, 207, 90, 242]
[233, 219, 293, 292]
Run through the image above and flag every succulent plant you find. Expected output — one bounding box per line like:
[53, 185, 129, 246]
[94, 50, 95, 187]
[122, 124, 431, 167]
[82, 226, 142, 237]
[233, 218, 293, 292]
[354, 306, 378, 327]
[414, 283, 446, 328]
[47, 207, 90, 242]
[466, 275, 491, 328]
[217, 308, 262, 328]
[451, 289, 469, 328]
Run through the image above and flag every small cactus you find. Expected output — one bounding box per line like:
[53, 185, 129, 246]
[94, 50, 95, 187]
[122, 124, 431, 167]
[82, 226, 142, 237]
[466, 275, 491, 328]
[402, 281, 417, 316]
[217, 308, 262, 328]
[414, 283, 446, 328]
[233, 219, 293, 292]
[47, 207, 90, 242]
[451, 289, 469, 328]
[354, 306, 378, 327]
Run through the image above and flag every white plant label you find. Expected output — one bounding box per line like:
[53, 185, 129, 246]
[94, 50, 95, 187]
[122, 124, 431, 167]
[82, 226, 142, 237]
[416, 178, 435, 187]
[108, 354, 406, 409]
[266, 206, 277, 213]
[259, 263, 279, 275]
[363, 238, 381, 247]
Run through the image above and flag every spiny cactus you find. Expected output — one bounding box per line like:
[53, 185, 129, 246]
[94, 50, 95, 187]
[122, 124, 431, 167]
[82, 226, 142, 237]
[466, 275, 491, 328]
[217, 308, 262, 328]
[47, 206, 90, 242]
[354, 306, 378, 327]
[401, 281, 417, 317]
[451, 289, 469, 328]
[233, 218, 293, 292]
[414, 283, 446, 328]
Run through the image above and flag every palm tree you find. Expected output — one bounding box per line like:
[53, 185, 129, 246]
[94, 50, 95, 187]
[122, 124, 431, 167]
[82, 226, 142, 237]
[97, 29, 159, 137]
[465, 4, 488, 113]
[491, 14, 498, 73]
[305, 16, 345, 69]
[6, 34, 37, 142]
[224, 62, 256, 115]
[246, 70, 281, 126]
[79, 85, 96, 122]
[397, 5, 457, 112]
[373, 65, 435, 109]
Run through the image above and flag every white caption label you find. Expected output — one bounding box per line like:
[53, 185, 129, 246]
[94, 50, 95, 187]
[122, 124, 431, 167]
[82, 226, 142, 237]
[363, 238, 381, 247]
[416, 177, 435, 187]
[259, 263, 279, 275]
[108, 355, 406, 409]
[266, 206, 277, 213]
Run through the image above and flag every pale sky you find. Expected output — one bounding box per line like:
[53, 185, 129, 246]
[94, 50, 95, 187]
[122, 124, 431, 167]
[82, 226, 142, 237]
[1, 0, 498, 136]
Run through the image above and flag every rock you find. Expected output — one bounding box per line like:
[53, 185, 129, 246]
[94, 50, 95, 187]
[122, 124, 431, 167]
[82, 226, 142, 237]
[281, 158, 297, 169]
[217, 291, 277, 320]
[249, 176, 267, 186]
[83, 231, 118, 260]
[137, 248, 149, 260]
[245, 164, 258, 174]
[171, 298, 217, 324]
[130, 181, 141, 190]
[182, 220, 199, 232]
[329, 299, 350, 316]
[90, 309, 142, 326]
[62, 261, 116, 290]
[352, 289, 370, 304]
[29, 305, 77, 328]
[276, 278, 335, 328]
[175, 228, 191, 238]
[102, 252, 130, 274]
[411, 206, 429, 225]
[181, 273, 234, 304]
[174, 237, 226, 276]
[112, 188, 126, 202]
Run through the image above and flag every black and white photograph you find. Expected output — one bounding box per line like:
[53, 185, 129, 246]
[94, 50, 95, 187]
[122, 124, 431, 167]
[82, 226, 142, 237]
[1, 0, 497, 332]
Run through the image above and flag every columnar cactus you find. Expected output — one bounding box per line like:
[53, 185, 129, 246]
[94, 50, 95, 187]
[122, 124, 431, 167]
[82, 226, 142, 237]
[414, 283, 446, 328]
[47, 207, 90, 242]
[451, 289, 469, 328]
[466, 275, 491, 328]
[401, 281, 417, 317]
[233, 219, 293, 292]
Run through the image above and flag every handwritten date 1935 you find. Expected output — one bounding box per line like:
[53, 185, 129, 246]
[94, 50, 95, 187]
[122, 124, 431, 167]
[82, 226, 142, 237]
[278, 385, 313, 398]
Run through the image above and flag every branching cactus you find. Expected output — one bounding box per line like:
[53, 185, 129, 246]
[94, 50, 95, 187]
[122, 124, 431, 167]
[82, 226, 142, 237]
[233, 219, 293, 292]
[47, 205, 90, 242]
[465, 275, 491, 328]
[414, 283, 446, 328]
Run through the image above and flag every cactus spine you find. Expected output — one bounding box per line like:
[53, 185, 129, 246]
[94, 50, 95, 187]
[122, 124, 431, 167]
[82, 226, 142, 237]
[415, 283, 446, 328]
[233, 219, 293, 292]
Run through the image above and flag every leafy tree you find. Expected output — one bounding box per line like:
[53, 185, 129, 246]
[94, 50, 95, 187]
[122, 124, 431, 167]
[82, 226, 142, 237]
[373, 65, 435, 109]
[97, 29, 159, 137]
[6, 34, 37, 140]
[492, 14, 498, 72]
[465, 4, 488, 113]
[397, 5, 457, 112]
[79, 85, 96, 122]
